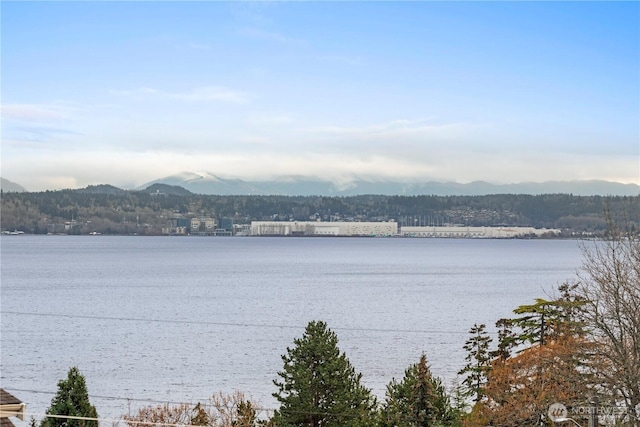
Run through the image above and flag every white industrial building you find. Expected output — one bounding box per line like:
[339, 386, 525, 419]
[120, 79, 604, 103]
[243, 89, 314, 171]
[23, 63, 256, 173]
[251, 221, 557, 238]
[251, 221, 398, 237]
[400, 226, 559, 238]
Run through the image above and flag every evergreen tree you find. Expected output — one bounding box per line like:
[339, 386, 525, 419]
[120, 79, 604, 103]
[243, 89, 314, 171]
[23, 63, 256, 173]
[457, 323, 492, 403]
[380, 354, 456, 427]
[490, 318, 516, 361]
[510, 298, 563, 346]
[42, 367, 98, 427]
[428, 375, 461, 427]
[272, 321, 375, 427]
[509, 290, 585, 348]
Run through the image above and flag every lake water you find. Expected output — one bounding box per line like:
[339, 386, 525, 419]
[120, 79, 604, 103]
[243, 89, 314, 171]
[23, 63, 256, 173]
[0, 236, 586, 422]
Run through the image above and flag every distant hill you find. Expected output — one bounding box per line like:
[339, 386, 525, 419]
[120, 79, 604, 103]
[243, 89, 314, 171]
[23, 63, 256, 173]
[76, 184, 128, 195]
[138, 172, 640, 196]
[73, 183, 192, 196]
[0, 178, 27, 192]
[139, 183, 193, 196]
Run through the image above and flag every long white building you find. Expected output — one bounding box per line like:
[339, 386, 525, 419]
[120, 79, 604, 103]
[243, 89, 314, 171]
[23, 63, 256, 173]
[400, 225, 559, 238]
[251, 221, 558, 238]
[251, 221, 398, 237]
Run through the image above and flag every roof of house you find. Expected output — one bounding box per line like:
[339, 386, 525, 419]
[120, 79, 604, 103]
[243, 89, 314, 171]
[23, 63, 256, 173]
[0, 417, 16, 427]
[0, 390, 22, 406]
[0, 389, 25, 427]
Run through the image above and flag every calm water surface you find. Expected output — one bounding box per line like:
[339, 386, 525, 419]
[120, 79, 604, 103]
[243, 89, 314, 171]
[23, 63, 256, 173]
[1, 236, 584, 421]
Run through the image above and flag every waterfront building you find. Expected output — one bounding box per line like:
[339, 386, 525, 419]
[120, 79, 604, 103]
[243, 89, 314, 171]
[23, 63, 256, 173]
[251, 221, 398, 237]
[400, 225, 559, 238]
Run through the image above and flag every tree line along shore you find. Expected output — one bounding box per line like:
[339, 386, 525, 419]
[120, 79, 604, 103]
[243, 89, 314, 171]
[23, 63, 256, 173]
[1, 185, 638, 236]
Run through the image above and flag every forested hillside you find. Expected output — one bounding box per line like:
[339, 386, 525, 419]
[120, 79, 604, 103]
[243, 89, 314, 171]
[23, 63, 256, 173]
[1, 185, 638, 235]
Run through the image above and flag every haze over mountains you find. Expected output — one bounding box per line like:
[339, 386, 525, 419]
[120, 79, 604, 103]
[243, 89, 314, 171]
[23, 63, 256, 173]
[133, 172, 638, 196]
[4, 172, 637, 196]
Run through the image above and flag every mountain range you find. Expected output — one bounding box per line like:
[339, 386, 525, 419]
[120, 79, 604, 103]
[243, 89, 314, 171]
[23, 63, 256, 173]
[0, 178, 27, 193]
[138, 172, 639, 196]
[2, 172, 639, 196]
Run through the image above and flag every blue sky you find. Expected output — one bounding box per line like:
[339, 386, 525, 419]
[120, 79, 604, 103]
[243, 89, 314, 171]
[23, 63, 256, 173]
[1, 1, 638, 191]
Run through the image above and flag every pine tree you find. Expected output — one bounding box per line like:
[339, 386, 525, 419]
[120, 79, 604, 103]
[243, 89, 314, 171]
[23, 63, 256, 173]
[508, 290, 586, 348]
[272, 321, 375, 427]
[42, 367, 98, 427]
[458, 323, 492, 403]
[490, 318, 516, 361]
[380, 354, 456, 427]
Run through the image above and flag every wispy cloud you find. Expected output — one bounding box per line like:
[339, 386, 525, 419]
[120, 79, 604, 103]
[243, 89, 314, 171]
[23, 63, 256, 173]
[1, 103, 82, 147]
[308, 119, 483, 149]
[246, 111, 294, 126]
[110, 86, 249, 104]
[1, 104, 71, 122]
[312, 118, 448, 134]
[12, 125, 80, 140]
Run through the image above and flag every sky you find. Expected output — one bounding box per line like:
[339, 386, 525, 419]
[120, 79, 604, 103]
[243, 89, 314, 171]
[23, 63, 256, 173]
[1, 1, 639, 191]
